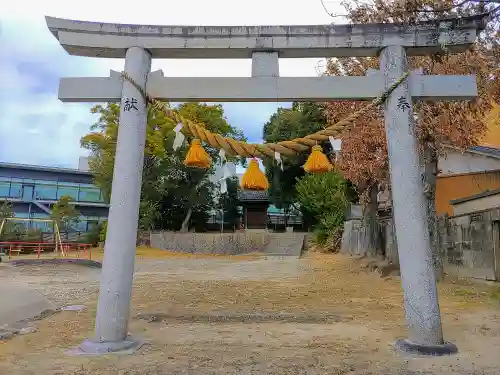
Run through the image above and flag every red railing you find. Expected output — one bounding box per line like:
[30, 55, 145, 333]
[0, 241, 92, 260]
[60, 243, 93, 260]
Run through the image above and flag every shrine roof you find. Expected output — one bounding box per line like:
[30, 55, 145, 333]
[237, 190, 269, 203]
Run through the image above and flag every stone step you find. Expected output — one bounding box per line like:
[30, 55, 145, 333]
[263, 233, 306, 258]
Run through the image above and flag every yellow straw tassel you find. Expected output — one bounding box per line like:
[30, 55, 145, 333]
[183, 139, 211, 169]
[303, 145, 333, 173]
[241, 159, 269, 191]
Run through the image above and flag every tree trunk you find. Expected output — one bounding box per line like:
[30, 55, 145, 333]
[284, 204, 289, 228]
[180, 207, 193, 233]
[423, 141, 444, 281]
[179, 176, 208, 233]
[362, 183, 381, 257]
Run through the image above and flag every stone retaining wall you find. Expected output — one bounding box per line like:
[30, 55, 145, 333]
[341, 207, 500, 281]
[150, 232, 270, 255]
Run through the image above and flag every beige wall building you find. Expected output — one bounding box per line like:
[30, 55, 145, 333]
[451, 189, 500, 216]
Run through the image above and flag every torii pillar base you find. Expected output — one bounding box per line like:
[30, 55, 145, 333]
[70, 336, 145, 356]
[393, 339, 458, 356]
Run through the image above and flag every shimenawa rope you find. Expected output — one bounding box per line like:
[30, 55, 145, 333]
[120, 71, 409, 159]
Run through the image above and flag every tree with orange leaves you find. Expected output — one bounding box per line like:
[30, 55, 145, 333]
[324, 0, 499, 276]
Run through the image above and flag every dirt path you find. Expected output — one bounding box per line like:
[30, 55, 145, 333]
[0, 254, 500, 374]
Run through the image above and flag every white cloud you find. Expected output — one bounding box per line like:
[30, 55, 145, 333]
[0, 17, 103, 166]
[1, 0, 342, 167]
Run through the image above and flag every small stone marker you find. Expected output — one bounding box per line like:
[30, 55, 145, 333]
[19, 326, 38, 335]
[0, 329, 14, 340]
[61, 305, 87, 312]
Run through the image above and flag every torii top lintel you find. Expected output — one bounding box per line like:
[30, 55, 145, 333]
[45, 14, 487, 59]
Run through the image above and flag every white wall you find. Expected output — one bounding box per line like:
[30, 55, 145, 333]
[453, 194, 500, 216]
[78, 156, 90, 171]
[438, 150, 500, 175]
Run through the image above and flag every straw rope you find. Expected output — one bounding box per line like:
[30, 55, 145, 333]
[121, 71, 408, 159]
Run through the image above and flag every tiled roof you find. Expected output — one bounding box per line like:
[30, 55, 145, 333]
[450, 188, 500, 205]
[237, 190, 269, 202]
[470, 146, 500, 158]
[443, 144, 500, 159]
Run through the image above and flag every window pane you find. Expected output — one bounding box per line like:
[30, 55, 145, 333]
[34, 180, 58, 186]
[78, 187, 101, 202]
[22, 184, 34, 200]
[0, 181, 10, 197]
[34, 184, 58, 200]
[57, 186, 79, 200]
[9, 183, 22, 198]
[57, 182, 79, 187]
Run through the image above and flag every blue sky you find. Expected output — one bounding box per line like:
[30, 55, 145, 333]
[0, 0, 339, 168]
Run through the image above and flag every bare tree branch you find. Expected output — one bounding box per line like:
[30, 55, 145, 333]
[320, 0, 500, 20]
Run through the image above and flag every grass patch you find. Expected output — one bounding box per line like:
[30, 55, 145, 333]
[489, 287, 500, 300]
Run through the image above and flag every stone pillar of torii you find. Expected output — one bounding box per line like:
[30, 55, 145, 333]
[45, 15, 486, 355]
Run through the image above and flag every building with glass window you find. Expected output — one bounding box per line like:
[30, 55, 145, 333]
[0, 160, 305, 234]
[0, 161, 108, 232]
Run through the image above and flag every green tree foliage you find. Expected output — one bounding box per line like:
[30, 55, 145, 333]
[0, 202, 17, 241]
[262, 102, 332, 212]
[50, 196, 81, 232]
[84, 223, 102, 247]
[296, 172, 352, 248]
[81, 102, 245, 232]
[0, 202, 44, 243]
[262, 102, 358, 228]
[0, 201, 14, 221]
[99, 220, 107, 242]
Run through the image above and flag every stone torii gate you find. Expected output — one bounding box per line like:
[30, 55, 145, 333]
[46, 15, 486, 355]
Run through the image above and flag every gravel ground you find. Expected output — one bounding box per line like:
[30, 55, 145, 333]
[0, 254, 499, 375]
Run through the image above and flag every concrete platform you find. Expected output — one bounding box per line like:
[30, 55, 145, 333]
[0, 281, 56, 326]
[263, 233, 306, 258]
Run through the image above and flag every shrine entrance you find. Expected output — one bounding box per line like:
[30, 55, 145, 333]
[46, 14, 486, 355]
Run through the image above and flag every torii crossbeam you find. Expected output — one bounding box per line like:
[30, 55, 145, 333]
[45, 14, 487, 356]
[59, 69, 477, 102]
